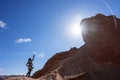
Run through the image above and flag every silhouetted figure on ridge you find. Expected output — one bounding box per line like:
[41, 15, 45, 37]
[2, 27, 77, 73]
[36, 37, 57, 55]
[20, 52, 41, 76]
[26, 55, 35, 77]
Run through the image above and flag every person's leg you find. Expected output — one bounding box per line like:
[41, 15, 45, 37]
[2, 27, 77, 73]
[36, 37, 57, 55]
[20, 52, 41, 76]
[28, 71, 31, 77]
[26, 71, 29, 77]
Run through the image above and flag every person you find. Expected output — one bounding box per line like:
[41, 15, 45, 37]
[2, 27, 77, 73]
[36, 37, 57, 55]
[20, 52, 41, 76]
[26, 55, 35, 77]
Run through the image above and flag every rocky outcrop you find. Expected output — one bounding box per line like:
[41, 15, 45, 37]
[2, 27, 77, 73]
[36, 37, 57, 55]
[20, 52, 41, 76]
[32, 47, 78, 78]
[32, 14, 120, 80]
[81, 14, 120, 64]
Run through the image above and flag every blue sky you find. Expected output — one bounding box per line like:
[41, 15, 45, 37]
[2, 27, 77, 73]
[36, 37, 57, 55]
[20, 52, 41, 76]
[0, 0, 120, 75]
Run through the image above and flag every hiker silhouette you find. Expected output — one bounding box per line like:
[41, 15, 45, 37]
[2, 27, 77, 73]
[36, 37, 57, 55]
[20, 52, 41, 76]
[26, 55, 35, 77]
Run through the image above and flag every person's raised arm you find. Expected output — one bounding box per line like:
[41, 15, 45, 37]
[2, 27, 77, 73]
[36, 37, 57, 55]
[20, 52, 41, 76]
[32, 54, 35, 61]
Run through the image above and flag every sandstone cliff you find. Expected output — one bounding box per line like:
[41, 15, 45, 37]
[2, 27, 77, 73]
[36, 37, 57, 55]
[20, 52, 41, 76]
[32, 14, 120, 80]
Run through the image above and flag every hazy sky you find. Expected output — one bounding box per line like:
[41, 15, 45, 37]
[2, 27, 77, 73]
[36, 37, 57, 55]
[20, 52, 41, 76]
[0, 0, 120, 75]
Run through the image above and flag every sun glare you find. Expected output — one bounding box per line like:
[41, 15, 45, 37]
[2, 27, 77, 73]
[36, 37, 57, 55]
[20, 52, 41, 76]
[70, 23, 81, 37]
[67, 15, 82, 38]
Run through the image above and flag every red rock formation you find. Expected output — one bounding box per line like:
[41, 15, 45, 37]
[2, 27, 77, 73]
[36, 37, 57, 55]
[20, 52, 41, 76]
[81, 14, 120, 64]
[32, 14, 120, 80]
[32, 47, 78, 78]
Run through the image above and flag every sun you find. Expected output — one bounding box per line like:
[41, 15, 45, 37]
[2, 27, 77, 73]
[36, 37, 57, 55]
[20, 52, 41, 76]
[65, 15, 83, 39]
[70, 23, 81, 37]
[67, 15, 82, 38]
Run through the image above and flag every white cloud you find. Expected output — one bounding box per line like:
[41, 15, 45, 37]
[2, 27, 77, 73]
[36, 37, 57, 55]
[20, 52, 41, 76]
[0, 21, 7, 29]
[33, 51, 45, 58]
[38, 53, 45, 58]
[16, 38, 31, 43]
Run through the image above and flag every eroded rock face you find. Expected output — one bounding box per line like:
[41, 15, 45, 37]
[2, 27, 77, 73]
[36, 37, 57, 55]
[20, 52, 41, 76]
[81, 14, 120, 64]
[32, 14, 120, 80]
[32, 47, 78, 78]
